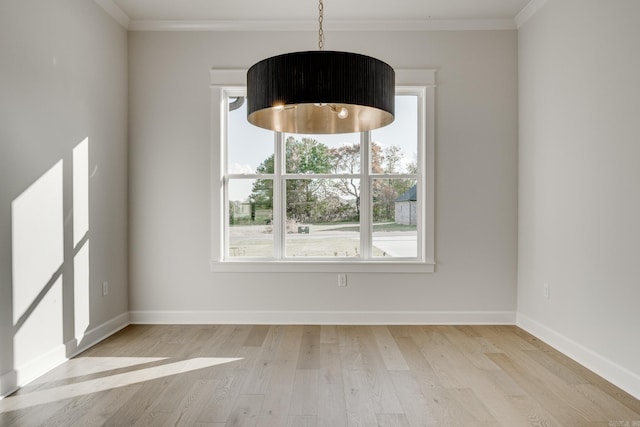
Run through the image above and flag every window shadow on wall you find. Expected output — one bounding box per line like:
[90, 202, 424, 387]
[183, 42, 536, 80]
[9, 137, 92, 389]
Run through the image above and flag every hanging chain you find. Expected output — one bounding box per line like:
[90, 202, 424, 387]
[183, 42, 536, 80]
[318, 0, 325, 50]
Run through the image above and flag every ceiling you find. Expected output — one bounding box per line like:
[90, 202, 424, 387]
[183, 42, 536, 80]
[109, 0, 534, 29]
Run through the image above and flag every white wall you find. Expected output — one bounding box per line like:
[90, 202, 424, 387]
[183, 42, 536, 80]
[518, 0, 640, 397]
[0, 0, 129, 395]
[128, 30, 518, 320]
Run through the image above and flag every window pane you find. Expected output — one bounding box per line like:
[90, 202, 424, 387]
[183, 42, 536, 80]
[372, 179, 418, 258]
[228, 98, 274, 174]
[285, 133, 360, 174]
[285, 179, 360, 257]
[228, 179, 273, 257]
[371, 95, 418, 174]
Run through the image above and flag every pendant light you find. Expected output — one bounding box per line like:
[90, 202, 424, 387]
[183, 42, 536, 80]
[246, 0, 395, 134]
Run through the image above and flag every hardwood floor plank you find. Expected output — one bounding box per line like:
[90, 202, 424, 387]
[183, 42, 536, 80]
[100, 376, 178, 425]
[375, 413, 411, 426]
[371, 325, 410, 371]
[240, 358, 277, 396]
[442, 326, 502, 371]
[254, 325, 303, 427]
[224, 394, 264, 427]
[573, 383, 640, 421]
[388, 370, 439, 426]
[241, 326, 286, 395]
[197, 346, 261, 424]
[2, 325, 638, 427]
[317, 382, 347, 427]
[513, 327, 640, 415]
[319, 325, 338, 344]
[487, 352, 595, 425]
[341, 368, 380, 426]
[392, 334, 504, 425]
[288, 369, 319, 416]
[337, 325, 367, 371]
[319, 342, 343, 385]
[297, 325, 321, 370]
[196, 371, 240, 423]
[317, 343, 347, 427]
[130, 409, 173, 426]
[160, 379, 220, 427]
[447, 388, 497, 423]
[243, 325, 271, 348]
[482, 369, 564, 426]
[1, 397, 69, 427]
[344, 326, 404, 414]
[287, 415, 317, 426]
[69, 384, 143, 426]
[523, 349, 589, 386]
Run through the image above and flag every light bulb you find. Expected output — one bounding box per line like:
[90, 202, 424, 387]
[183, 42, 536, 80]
[337, 107, 349, 119]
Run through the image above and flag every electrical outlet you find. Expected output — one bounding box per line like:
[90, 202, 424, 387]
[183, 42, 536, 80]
[543, 283, 549, 299]
[102, 281, 109, 296]
[338, 274, 347, 287]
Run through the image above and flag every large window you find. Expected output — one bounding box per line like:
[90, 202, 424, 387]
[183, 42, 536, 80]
[211, 70, 435, 272]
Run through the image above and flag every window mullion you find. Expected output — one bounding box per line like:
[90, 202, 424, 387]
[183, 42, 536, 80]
[273, 132, 284, 259]
[360, 131, 371, 259]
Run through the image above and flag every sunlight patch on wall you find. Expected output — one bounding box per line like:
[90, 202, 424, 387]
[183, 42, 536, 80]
[73, 138, 90, 341]
[73, 242, 90, 342]
[73, 137, 89, 247]
[11, 160, 64, 368]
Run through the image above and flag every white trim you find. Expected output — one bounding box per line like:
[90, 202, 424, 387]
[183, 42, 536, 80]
[209, 260, 435, 273]
[65, 312, 131, 359]
[517, 313, 640, 400]
[0, 370, 18, 399]
[423, 84, 436, 265]
[131, 310, 516, 325]
[13, 344, 68, 391]
[514, 0, 548, 29]
[210, 70, 246, 86]
[0, 312, 130, 399]
[210, 69, 436, 271]
[130, 19, 516, 32]
[93, 0, 131, 29]
[396, 69, 436, 87]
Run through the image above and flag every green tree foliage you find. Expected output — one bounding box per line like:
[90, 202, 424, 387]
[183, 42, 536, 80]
[248, 137, 415, 225]
[284, 137, 336, 223]
[286, 136, 333, 174]
[250, 154, 274, 211]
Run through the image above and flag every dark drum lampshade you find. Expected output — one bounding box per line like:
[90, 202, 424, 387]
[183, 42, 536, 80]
[247, 50, 395, 134]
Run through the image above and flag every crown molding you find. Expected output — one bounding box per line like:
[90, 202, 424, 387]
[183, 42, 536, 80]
[129, 18, 516, 32]
[515, 0, 548, 28]
[94, 0, 130, 29]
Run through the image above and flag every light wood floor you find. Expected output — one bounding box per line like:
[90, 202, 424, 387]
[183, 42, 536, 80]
[1, 325, 639, 426]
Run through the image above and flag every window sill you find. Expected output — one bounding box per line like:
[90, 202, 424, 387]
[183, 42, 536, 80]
[210, 260, 435, 273]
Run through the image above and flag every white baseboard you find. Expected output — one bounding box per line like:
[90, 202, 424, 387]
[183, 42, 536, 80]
[1, 311, 130, 399]
[66, 312, 131, 359]
[0, 370, 18, 399]
[130, 310, 516, 325]
[14, 343, 68, 390]
[516, 313, 640, 399]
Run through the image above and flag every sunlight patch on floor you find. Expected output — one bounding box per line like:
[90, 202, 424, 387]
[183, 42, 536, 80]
[0, 357, 243, 413]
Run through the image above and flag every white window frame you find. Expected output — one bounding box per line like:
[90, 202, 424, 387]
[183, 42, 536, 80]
[210, 69, 435, 273]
